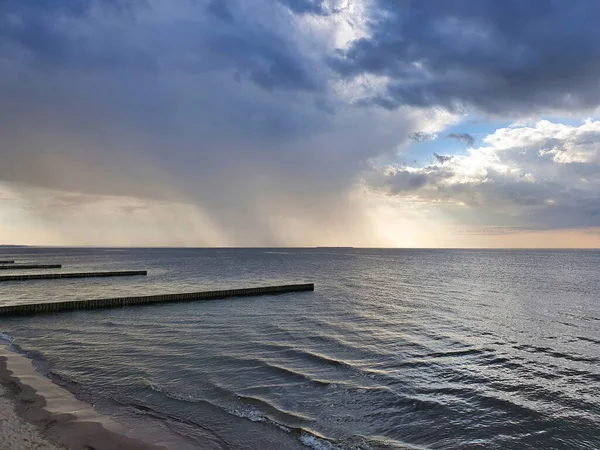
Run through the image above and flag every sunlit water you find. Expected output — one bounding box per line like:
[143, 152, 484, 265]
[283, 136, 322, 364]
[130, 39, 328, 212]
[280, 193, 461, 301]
[0, 248, 598, 449]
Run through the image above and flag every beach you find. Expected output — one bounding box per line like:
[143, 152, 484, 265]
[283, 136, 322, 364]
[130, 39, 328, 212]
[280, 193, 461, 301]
[0, 384, 62, 450]
[0, 348, 164, 450]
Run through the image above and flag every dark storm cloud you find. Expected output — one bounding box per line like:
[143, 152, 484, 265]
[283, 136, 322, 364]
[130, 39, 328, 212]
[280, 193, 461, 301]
[4, 0, 600, 243]
[277, 0, 329, 16]
[331, 0, 600, 114]
[377, 165, 453, 195]
[0, 1, 315, 192]
[0, 0, 321, 92]
[447, 133, 475, 148]
[208, 30, 320, 92]
[0, 0, 423, 245]
[0, 1, 147, 66]
[410, 131, 437, 143]
[207, 0, 235, 23]
[433, 153, 452, 164]
[0, 0, 328, 156]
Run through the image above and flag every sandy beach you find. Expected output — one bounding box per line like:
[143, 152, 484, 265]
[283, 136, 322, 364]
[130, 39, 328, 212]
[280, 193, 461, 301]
[0, 348, 165, 450]
[0, 383, 62, 450]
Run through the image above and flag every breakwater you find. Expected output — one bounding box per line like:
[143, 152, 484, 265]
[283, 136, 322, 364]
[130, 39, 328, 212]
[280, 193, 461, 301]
[0, 270, 148, 282]
[0, 283, 314, 316]
[0, 264, 62, 270]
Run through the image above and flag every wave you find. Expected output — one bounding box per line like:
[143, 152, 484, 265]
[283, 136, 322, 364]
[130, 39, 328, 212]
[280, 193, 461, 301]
[469, 391, 543, 418]
[263, 354, 401, 389]
[299, 433, 340, 450]
[282, 348, 355, 370]
[0, 333, 14, 345]
[576, 336, 600, 345]
[235, 394, 313, 425]
[557, 367, 600, 383]
[149, 381, 387, 449]
[262, 361, 317, 383]
[147, 381, 286, 437]
[424, 347, 487, 359]
[218, 339, 419, 389]
[150, 382, 319, 445]
[150, 378, 431, 450]
[211, 352, 346, 388]
[107, 395, 231, 449]
[298, 430, 421, 450]
[135, 385, 419, 450]
[0, 338, 51, 371]
[149, 381, 232, 406]
[513, 344, 600, 364]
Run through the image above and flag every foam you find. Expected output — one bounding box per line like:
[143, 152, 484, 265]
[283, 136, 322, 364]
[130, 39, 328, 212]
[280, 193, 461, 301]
[299, 433, 340, 450]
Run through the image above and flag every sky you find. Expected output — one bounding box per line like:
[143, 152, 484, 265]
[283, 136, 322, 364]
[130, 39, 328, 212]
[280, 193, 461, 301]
[1, 0, 600, 248]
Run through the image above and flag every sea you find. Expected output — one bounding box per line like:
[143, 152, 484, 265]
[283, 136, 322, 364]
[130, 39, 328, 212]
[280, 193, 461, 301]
[0, 248, 598, 450]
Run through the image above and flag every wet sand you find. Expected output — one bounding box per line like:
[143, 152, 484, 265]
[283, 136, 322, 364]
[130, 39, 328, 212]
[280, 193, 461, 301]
[0, 383, 63, 450]
[0, 348, 166, 450]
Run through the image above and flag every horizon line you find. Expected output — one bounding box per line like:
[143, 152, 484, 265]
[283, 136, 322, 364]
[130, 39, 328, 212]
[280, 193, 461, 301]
[1, 245, 599, 251]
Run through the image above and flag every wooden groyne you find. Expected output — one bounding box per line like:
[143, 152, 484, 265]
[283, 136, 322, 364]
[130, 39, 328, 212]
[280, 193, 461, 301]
[0, 261, 14, 264]
[0, 270, 148, 282]
[0, 264, 62, 270]
[0, 283, 314, 316]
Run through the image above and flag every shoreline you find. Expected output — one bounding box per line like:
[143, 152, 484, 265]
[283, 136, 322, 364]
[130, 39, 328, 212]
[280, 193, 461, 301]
[0, 347, 166, 450]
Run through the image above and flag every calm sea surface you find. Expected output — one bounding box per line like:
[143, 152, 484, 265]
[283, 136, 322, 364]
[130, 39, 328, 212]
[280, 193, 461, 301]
[0, 248, 598, 449]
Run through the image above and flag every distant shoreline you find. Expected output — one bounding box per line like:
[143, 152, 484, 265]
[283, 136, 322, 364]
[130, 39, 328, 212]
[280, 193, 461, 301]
[1, 245, 598, 250]
[315, 246, 354, 249]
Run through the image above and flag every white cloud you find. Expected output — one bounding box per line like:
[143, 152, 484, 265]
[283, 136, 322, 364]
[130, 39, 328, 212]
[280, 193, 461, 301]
[370, 119, 600, 231]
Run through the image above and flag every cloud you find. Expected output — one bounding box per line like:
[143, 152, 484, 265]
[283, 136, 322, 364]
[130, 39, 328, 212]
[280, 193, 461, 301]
[447, 133, 475, 148]
[0, 0, 455, 246]
[207, 0, 235, 23]
[0, 0, 324, 93]
[278, 0, 329, 16]
[369, 119, 600, 231]
[2, 0, 599, 246]
[410, 131, 437, 143]
[433, 153, 452, 164]
[277, 0, 352, 16]
[330, 0, 600, 115]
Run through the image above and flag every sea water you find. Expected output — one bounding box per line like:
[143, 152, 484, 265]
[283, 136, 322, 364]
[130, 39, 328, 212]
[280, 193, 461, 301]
[0, 248, 598, 449]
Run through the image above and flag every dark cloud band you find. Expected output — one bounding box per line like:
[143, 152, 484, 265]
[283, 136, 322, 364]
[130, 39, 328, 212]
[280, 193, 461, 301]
[331, 0, 600, 114]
